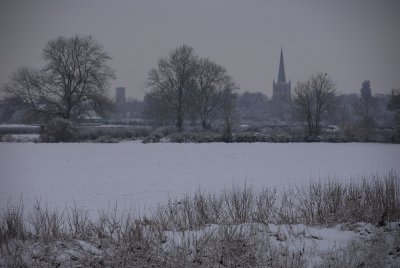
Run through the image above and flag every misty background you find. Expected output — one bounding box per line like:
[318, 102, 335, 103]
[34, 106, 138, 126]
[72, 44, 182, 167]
[1, 0, 399, 100]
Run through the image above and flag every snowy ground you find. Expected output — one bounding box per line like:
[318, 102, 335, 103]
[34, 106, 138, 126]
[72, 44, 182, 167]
[1, 142, 399, 215]
[1, 142, 400, 266]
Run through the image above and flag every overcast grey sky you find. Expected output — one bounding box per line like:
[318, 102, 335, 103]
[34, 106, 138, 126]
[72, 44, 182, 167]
[1, 0, 399, 100]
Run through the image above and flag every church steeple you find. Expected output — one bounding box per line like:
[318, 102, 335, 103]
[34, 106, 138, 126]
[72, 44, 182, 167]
[273, 46, 291, 103]
[278, 46, 286, 83]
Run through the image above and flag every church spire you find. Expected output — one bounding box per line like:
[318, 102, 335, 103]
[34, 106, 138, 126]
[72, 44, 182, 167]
[273, 46, 291, 103]
[278, 46, 286, 83]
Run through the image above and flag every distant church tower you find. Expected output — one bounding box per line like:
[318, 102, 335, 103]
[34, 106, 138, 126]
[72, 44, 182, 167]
[116, 87, 126, 108]
[115, 87, 126, 115]
[273, 47, 291, 103]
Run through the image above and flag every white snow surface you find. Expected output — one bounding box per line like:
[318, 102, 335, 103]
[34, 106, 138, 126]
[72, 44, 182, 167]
[1, 142, 399, 215]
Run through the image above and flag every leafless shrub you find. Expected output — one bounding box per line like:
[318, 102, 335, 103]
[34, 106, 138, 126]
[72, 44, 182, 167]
[192, 189, 210, 225]
[224, 184, 255, 224]
[95, 202, 127, 242]
[107, 220, 158, 267]
[0, 240, 29, 267]
[295, 180, 345, 225]
[153, 190, 220, 231]
[159, 224, 307, 267]
[66, 202, 92, 239]
[295, 172, 400, 225]
[153, 199, 189, 230]
[152, 173, 399, 230]
[254, 188, 277, 223]
[204, 191, 224, 223]
[215, 224, 258, 267]
[276, 188, 300, 224]
[28, 199, 64, 241]
[0, 200, 25, 242]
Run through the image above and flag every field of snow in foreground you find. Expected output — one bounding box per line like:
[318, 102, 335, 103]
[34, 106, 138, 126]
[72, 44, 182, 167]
[1, 142, 399, 214]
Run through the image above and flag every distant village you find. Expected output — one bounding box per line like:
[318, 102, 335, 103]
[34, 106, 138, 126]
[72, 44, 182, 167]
[69, 48, 396, 143]
[0, 40, 399, 143]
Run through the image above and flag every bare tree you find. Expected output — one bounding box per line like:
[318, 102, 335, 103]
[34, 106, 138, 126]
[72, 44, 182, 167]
[194, 58, 230, 130]
[3, 35, 115, 120]
[237, 92, 269, 122]
[220, 78, 238, 141]
[355, 95, 376, 140]
[388, 88, 400, 112]
[293, 73, 337, 137]
[0, 95, 28, 122]
[355, 81, 377, 139]
[90, 93, 116, 119]
[388, 88, 400, 142]
[147, 45, 197, 131]
[143, 91, 175, 125]
[332, 94, 358, 141]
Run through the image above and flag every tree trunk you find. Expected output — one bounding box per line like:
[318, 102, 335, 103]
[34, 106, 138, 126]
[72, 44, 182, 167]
[176, 113, 183, 132]
[202, 119, 208, 130]
[223, 124, 232, 142]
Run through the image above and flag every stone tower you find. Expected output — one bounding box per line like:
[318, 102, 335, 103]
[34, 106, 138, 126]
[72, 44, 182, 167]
[115, 87, 126, 115]
[360, 80, 372, 98]
[273, 47, 291, 103]
[116, 87, 126, 106]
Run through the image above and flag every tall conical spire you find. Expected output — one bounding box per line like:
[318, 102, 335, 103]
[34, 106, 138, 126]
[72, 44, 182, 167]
[278, 46, 286, 83]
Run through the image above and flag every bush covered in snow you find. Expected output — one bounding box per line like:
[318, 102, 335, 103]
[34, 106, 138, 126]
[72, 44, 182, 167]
[0, 124, 40, 135]
[76, 125, 152, 142]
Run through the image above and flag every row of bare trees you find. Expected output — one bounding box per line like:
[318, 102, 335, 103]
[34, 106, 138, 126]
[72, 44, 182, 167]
[145, 45, 238, 137]
[293, 75, 400, 140]
[2, 34, 398, 141]
[1, 37, 238, 137]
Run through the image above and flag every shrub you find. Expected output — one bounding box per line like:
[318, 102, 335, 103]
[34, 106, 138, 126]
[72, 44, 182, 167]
[95, 135, 119, 143]
[154, 126, 176, 136]
[167, 133, 190, 143]
[162, 132, 224, 143]
[143, 129, 164, 143]
[0, 125, 40, 135]
[0, 201, 25, 242]
[40, 117, 77, 142]
[76, 126, 152, 142]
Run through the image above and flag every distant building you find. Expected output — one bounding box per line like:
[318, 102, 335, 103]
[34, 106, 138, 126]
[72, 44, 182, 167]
[114, 87, 127, 121]
[116, 87, 126, 108]
[360, 80, 372, 98]
[79, 110, 103, 125]
[273, 47, 291, 103]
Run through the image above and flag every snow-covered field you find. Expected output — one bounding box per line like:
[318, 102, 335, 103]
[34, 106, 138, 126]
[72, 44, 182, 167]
[1, 142, 399, 214]
[1, 142, 400, 267]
